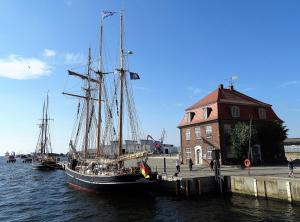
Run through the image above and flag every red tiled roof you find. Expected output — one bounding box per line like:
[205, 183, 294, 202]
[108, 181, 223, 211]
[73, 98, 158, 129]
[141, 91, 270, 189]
[186, 89, 219, 110]
[186, 87, 270, 111]
[178, 86, 282, 128]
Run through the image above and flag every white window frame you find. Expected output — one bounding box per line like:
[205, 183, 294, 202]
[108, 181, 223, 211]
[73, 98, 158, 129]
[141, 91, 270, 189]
[258, 108, 266, 119]
[207, 146, 213, 159]
[186, 129, 191, 140]
[224, 124, 231, 135]
[203, 107, 208, 119]
[195, 127, 201, 139]
[205, 125, 212, 137]
[231, 106, 240, 118]
[186, 112, 195, 123]
[186, 148, 192, 159]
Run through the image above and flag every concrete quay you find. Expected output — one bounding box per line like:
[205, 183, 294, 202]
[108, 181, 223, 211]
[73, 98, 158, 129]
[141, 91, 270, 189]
[147, 156, 300, 178]
[147, 156, 300, 203]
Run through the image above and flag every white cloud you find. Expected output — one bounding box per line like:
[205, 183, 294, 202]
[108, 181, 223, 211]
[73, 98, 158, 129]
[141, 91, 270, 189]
[0, 54, 52, 80]
[280, 81, 300, 88]
[42, 49, 56, 57]
[64, 53, 85, 65]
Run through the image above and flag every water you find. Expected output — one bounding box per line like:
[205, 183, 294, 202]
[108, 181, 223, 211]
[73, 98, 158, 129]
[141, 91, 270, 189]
[1, 157, 300, 222]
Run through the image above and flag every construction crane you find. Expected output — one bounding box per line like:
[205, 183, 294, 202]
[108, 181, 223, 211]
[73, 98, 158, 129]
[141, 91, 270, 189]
[146, 135, 162, 154]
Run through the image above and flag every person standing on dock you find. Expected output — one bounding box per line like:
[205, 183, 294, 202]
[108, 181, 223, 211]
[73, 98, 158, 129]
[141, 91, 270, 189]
[288, 158, 295, 178]
[176, 158, 180, 172]
[188, 158, 193, 171]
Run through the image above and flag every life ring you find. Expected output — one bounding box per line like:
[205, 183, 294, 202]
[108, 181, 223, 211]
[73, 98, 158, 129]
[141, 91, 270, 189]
[244, 159, 251, 167]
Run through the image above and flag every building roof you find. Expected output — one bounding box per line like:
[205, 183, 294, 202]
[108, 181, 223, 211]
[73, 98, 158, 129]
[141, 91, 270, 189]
[186, 85, 270, 111]
[178, 84, 282, 128]
[284, 138, 300, 145]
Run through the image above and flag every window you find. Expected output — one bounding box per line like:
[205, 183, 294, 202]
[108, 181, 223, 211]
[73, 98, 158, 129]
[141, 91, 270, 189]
[231, 106, 240, 118]
[224, 124, 231, 135]
[258, 108, 266, 119]
[186, 112, 195, 123]
[195, 127, 201, 139]
[207, 146, 213, 159]
[186, 148, 191, 159]
[205, 125, 212, 137]
[203, 107, 211, 119]
[186, 129, 191, 140]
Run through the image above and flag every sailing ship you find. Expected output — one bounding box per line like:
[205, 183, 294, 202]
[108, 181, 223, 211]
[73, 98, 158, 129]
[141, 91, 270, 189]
[6, 151, 16, 163]
[64, 11, 156, 192]
[32, 94, 60, 170]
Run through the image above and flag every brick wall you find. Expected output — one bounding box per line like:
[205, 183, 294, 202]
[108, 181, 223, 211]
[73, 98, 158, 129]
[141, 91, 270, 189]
[180, 121, 221, 164]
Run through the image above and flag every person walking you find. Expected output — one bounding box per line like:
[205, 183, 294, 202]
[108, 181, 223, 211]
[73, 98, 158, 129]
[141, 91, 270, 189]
[176, 159, 180, 172]
[188, 158, 193, 171]
[210, 160, 214, 171]
[288, 158, 295, 178]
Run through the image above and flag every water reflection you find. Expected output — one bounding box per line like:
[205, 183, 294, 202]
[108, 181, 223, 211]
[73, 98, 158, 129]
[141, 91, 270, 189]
[1, 157, 300, 222]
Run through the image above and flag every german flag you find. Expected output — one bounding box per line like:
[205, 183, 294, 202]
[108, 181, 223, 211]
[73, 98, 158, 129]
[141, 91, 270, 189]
[140, 161, 151, 179]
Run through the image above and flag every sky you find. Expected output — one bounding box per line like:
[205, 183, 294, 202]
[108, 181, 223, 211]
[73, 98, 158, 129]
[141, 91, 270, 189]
[1, 0, 300, 155]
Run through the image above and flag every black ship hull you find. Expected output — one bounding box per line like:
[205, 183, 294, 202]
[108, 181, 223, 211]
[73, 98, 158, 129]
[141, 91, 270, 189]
[65, 165, 157, 193]
[32, 161, 61, 170]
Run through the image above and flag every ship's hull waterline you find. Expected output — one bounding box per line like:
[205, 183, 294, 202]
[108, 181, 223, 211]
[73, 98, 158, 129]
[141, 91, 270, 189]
[65, 165, 157, 193]
[32, 161, 61, 170]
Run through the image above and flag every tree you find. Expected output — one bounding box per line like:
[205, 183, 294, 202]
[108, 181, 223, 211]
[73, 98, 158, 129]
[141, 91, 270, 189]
[230, 122, 257, 162]
[257, 121, 288, 164]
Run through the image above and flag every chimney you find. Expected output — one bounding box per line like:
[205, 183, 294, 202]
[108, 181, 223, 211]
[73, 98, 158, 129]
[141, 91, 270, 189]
[230, 84, 234, 90]
[218, 84, 223, 89]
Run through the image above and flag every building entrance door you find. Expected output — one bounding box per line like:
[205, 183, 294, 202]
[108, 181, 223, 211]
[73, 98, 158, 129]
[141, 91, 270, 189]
[195, 146, 202, 165]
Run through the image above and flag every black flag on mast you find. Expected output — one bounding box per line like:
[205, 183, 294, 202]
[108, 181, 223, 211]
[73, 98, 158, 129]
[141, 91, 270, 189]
[130, 72, 140, 80]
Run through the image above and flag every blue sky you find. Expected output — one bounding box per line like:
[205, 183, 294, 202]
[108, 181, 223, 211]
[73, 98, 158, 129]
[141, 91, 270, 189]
[1, 0, 300, 155]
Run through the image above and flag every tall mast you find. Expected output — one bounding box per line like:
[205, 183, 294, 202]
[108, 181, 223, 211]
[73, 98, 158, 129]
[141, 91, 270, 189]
[118, 12, 124, 157]
[84, 48, 92, 159]
[96, 17, 103, 158]
[44, 93, 49, 154]
[40, 100, 45, 155]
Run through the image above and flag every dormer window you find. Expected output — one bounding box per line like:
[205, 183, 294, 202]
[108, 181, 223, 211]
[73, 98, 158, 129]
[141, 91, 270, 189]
[203, 107, 212, 119]
[231, 106, 240, 118]
[187, 112, 195, 123]
[258, 108, 266, 119]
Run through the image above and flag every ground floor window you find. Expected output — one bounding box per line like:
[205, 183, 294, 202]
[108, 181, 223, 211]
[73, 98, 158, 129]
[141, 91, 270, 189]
[186, 148, 191, 159]
[207, 146, 213, 159]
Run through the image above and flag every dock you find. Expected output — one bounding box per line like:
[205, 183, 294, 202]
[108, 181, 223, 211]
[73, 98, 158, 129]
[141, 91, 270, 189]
[148, 156, 300, 203]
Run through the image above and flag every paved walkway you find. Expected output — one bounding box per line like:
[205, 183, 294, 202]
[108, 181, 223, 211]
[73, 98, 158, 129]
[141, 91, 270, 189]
[147, 156, 300, 179]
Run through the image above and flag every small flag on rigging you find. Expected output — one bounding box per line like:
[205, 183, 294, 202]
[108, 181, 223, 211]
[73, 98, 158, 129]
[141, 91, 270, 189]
[130, 72, 140, 80]
[102, 11, 116, 19]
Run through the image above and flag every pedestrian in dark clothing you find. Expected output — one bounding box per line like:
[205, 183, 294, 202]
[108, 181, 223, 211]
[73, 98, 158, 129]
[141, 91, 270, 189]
[188, 158, 193, 171]
[176, 159, 180, 172]
[210, 160, 214, 171]
[288, 159, 295, 177]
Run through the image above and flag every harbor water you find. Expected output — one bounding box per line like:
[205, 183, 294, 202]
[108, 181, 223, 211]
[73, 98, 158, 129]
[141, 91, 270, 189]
[1, 157, 300, 222]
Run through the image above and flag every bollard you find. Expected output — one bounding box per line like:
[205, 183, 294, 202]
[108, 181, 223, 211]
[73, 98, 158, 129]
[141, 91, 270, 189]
[185, 180, 190, 197]
[175, 179, 181, 196]
[198, 179, 202, 195]
[163, 157, 166, 173]
[195, 179, 199, 196]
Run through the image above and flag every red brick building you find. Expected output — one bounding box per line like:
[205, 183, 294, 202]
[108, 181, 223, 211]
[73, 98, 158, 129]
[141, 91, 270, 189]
[178, 84, 282, 165]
